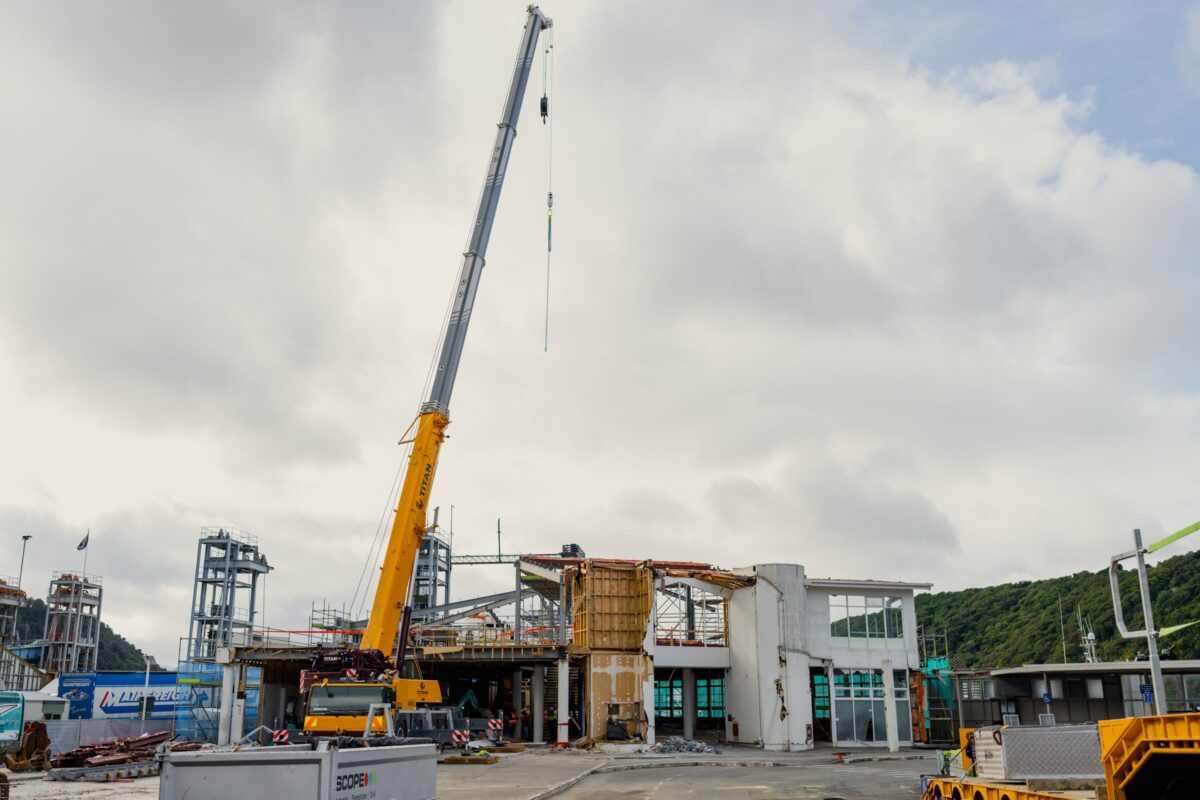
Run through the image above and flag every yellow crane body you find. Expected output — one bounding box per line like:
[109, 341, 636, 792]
[361, 410, 448, 654]
[299, 5, 552, 737]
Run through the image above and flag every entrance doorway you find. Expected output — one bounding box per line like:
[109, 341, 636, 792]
[810, 667, 832, 741]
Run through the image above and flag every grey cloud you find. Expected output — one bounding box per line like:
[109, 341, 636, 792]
[0, 2, 440, 466]
[707, 455, 959, 580]
[4, 1, 1200, 665]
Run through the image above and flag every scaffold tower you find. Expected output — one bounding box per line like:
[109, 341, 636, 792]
[0, 576, 23, 646]
[413, 528, 452, 613]
[185, 527, 271, 661]
[40, 572, 103, 673]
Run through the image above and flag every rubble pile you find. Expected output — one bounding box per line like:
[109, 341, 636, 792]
[652, 736, 717, 754]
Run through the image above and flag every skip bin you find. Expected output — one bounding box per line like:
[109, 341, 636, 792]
[158, 742, 436, 800]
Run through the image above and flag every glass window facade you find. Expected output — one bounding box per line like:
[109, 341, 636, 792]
[812, 672, 830, 720]
[829, 595, 905, 643]
[831, 668, 911, 744]
[653, 677, 725, 719]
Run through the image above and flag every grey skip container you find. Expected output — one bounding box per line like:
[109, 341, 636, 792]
[157, 742, 437, 800]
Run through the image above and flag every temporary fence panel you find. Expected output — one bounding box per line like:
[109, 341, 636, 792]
[43, 718, 174, 756]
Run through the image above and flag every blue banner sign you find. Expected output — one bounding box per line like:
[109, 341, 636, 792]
[58, 673, 96, 720]
[58, 672, 184, 720]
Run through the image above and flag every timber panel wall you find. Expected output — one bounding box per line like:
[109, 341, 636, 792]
[586, 652, 652, 741]
[571, 562, 653, 651]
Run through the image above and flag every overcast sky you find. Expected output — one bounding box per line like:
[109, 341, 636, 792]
[4, 1, 1200, 667]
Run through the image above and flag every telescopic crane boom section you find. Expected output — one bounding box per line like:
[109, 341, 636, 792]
[360, 5, 553, 655]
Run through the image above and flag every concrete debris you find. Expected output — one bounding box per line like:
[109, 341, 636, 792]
[652, 736, 718, 754]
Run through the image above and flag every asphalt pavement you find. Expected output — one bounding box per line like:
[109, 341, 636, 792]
[2, 746, 938, 800]
[555, 762, 931, 799]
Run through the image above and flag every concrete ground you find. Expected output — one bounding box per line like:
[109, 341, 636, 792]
[557, 762, 931, 799]
[2, 747, 939, 799]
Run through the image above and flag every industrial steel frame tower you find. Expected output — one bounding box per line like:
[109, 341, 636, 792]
[0, 577, 23, 645]
[184, 527, 271, 661]
[412, 529, 452, 614]
[40, 572, 103, 673]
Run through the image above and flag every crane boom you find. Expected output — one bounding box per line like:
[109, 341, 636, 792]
[360, 5, 553, 655]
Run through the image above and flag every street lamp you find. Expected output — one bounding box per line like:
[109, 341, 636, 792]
[8, 534, 32, 644]
[17, 534, 32, 590]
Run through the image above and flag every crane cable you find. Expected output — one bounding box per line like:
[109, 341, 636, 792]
[541, 26, 554, 352]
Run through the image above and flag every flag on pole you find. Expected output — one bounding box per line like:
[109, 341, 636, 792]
[78, 530, 90, 551]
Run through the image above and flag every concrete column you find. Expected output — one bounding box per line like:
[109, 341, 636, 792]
[532, 665, 545, 742]
[682, 668, 697, 741]
[513, 669, 524, 740]
[642, 665, 656, 746]
[881, 660, 899, 753]
[231, 695, 246, 742]
[229, 665, 246, 743]
[556, 658, 570, 747]
[514, 562, 523, 644]
[217, 663, 236, 745]
[558, 574, 567, 644]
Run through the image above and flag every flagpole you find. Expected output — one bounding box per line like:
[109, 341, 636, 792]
[82, 527, 89, 578]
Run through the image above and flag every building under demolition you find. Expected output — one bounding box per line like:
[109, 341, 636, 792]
[215, 547, 930, 750]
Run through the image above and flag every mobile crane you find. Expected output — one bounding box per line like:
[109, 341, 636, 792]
[303, 5, 553, 736]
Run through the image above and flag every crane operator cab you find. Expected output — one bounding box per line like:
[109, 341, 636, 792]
[304, 682, 396, 735]
[302, 671, 442, 736]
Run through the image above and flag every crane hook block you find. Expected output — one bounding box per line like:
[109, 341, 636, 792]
[540, 95, 549, 122]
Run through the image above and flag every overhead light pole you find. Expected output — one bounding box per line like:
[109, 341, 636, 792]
[17, 534, 32, 590]
[8, 534, 32, 643]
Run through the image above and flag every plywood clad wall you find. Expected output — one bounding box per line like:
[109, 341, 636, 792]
[571, 561, 653, 651]
[587, 652, 652, 741]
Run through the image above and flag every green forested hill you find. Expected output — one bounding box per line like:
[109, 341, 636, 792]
[916, 550, 1200, 669]
[15, 597, 157, 671]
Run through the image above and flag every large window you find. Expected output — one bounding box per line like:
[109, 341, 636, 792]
[812, 672, 830, 720]
[829, 595, 905, 642]
[832, 668, 911, 744]
[653, 677, 725, 719]
[654, 679, 682, 717]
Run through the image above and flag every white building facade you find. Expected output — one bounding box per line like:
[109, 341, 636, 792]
[722, 564, 929, 751]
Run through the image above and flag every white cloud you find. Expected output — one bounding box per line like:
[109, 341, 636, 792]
[2, 1, 1199, 664]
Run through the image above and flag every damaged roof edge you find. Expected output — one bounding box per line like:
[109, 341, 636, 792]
[805, 577, 934, 591]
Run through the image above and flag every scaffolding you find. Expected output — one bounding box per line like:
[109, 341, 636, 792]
[40, 572, 103, 674]
[413, 529, 452, 614]
[184, 527, 271, 662]
[173, 651, 263, 743]
[655, 581, 727, 646]
[0, 575, 47, 691]
[310, 600, 360, 648]
[917, 627, 957, 744]
[0, 576, 22, 645]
